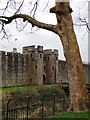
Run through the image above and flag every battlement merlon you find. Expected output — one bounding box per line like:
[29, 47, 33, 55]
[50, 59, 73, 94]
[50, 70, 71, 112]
[53, 49, 58, 55]
[0, 51, 20, 58]
[12, 48, 17, 53]
[37, 45, 43, 53]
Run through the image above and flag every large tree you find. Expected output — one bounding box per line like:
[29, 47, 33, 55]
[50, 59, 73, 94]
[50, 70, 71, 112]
[0, 0, 88, 111]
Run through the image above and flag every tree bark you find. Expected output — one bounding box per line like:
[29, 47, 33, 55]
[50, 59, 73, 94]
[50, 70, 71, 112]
[50, 2, 88, 112]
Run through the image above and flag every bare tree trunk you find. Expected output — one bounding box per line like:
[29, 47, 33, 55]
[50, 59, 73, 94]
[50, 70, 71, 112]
[50, 2, 88, 112]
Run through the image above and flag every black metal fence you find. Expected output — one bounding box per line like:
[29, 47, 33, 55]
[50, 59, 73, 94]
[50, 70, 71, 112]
[2, 93, 69, 120]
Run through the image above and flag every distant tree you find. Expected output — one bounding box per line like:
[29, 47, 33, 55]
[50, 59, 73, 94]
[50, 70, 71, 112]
[0, 0, 88, 112]
[73, 1, 89, 33]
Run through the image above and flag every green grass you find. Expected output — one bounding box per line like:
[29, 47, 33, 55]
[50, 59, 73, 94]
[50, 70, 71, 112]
[50, 111, 89, 120]
[2, 84, 60, 109]
[0, 85, 52, 92]
[1, 85, 55, 101]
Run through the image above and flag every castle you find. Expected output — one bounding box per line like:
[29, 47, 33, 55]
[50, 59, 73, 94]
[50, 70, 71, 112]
[0, 45, 89, 87]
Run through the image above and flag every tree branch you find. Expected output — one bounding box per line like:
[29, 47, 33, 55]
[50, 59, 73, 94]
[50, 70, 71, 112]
[0, 14, 59, 34]
[14, 0, 24, 14]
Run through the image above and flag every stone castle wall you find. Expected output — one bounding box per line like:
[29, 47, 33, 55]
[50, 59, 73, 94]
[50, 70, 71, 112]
[58, 60, 90, 84]
[0, 46, 89, 88]
[1, 51, 30, 87]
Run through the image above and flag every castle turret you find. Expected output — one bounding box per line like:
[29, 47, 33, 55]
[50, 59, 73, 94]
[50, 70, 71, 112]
[22, 45, 43, 85]
[43, 49, 59, 84]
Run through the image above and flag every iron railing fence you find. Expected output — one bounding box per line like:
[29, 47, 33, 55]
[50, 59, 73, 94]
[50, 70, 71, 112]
[2, 93, 70, 120]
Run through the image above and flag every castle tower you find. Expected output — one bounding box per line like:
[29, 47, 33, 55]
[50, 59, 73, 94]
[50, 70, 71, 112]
[23, 45, 43, 85]
[6, 52, 19, 87]
[43, 49, 59, 84]
[0, 51, 17, 87]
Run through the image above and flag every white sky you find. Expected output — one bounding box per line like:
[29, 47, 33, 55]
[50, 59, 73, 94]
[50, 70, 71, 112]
[0, 0, 89, 63]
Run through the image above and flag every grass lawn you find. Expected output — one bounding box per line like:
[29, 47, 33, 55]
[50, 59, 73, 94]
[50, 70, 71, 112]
[50, 111, 89, 120]
[0, 85, 52, 92]
[1, 84, 57, 101]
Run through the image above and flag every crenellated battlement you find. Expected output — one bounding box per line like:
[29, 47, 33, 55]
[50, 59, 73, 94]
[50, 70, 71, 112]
[44, 49, 52, 55]
[23, 45, 43, 54]
[44, 49, 58, 55]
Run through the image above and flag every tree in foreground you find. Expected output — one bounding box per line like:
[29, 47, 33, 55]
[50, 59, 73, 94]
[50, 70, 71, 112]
[0, 0, 88, 112]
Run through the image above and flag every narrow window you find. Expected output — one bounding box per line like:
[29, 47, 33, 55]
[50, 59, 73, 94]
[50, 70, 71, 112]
[31, 54, 32, 57]
[40, 54, 42, 58]
[48, 57, 49, 60]
[43, 57, 46, 60]
[52, 67, 54, 70]
[43, 74, 46, 84]
[56, 57, 58, 60]
[44, 66, 45, 69]
[36, 65, 37, 69]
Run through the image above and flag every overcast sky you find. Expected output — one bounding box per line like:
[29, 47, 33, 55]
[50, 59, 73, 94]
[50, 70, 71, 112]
[0, 0, 89, 63]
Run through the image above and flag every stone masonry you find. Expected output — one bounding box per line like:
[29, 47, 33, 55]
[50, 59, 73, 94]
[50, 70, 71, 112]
[0, 45, 89, 87]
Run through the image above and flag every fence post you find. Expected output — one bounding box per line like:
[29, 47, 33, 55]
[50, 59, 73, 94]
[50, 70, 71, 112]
[41, 95, 45, 120]
[62, 94, 66, 111]
[53, 93, 56, 115]
[6, 99, 12, 120]
[27, 97, 32, 119]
